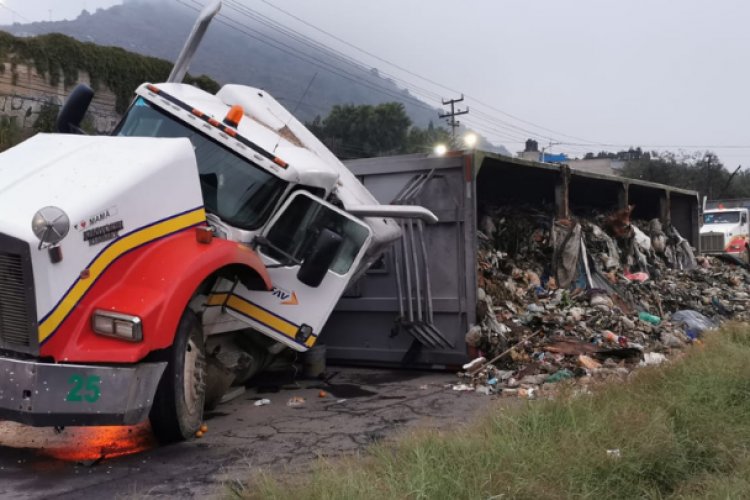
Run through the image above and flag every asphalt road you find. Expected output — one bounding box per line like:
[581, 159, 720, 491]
[0, 367, 494, 499]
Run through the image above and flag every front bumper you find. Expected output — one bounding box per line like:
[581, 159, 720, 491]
[0, 356, 166, 426]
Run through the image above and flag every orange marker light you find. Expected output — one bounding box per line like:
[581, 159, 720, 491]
[196, 226, 214, 244]
[273, 157, 288, 168]
[191, 108, 204, 118]
[146, 84, 160, 94]
[223, 105, 244, 128]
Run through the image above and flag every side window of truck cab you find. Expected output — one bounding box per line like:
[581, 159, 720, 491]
[264, 193, 369, 275]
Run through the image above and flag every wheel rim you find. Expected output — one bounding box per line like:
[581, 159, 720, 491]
[183, 338, 202, 412]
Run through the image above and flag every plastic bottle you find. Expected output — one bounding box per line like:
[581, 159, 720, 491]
[603, 330, 629, 347]
[638, 311, 661, 325]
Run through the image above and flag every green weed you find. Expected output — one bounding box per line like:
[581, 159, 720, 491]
[238, 325, 750, 499]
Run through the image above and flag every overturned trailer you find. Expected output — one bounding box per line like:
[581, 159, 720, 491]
[322, 151, 700, 368]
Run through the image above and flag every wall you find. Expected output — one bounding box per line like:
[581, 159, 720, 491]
[0, 61, 120, 132]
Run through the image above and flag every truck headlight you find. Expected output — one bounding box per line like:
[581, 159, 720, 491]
[31, 206, 70, 248]
[92, 310, 143, 342]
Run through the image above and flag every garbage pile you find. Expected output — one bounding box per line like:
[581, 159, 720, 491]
[459, 204, 740, 397]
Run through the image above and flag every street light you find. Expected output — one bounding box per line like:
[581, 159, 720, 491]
[464, 133, 477, 148]
[434, 144, 447, 156]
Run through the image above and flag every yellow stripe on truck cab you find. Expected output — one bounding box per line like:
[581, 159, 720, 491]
[39, 208, 206, 343]
[207, 292, 315, 348]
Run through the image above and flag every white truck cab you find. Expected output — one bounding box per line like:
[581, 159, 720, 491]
[700, 205, 750, 260]
[0, 1, 436, 442]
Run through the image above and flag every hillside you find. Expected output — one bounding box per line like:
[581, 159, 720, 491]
[0, 31, 218, 114]
[0, 30, 220, 148]
[3, 0, 439, 126]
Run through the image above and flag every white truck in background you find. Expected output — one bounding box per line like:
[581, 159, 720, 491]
[0, 1, 435, 442]
[701, 198, 750, 261]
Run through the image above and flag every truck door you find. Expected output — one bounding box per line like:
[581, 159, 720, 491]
[215, 191, 372, 351]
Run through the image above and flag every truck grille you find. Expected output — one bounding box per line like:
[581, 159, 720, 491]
[0, 234, 37, 355]
[701, 233, 725, 253]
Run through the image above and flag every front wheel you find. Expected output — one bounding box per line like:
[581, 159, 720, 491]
[149, 309, 206, 443]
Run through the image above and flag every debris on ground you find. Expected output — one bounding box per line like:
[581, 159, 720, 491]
[460, 204, 743, 397]
[286, 396, 306, 407]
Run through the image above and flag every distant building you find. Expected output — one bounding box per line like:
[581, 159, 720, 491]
[517, 138, 629, 176]
[517, 139, 568, 164]
[517, 139, 540, 161]
[566, 158, 625, 176]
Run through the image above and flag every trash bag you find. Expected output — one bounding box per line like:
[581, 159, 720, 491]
[667, 226, 697, 270]
[553, 221, 581, 289]
[648, 219, 668, 255]
[633, 225, 652, 253]
[586, 223, 621, 271]
[671, 309, 717, 339]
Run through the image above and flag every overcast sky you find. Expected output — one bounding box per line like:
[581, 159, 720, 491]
[4, 0, 750, 166]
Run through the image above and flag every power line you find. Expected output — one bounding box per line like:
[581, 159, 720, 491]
[189, 0, 597, 150]
[183, 0, 750, 161]
[179, 0, 440, 115]
[559, 142, 750, 150]
[251, 0, 611, 147]
[216, 0, 578, 146]
[0, 3, 30, 23]
[221, 0, 585, 148]
[221, 0, 446, 105]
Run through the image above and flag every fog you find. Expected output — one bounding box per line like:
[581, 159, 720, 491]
[7, 0, 750, 165]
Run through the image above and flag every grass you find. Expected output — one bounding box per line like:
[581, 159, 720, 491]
[235, 324, 750, 499]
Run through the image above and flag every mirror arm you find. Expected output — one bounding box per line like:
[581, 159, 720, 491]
[253, 235, 301, 266]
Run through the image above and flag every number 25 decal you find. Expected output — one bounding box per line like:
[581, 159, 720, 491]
[66, 374, 101, 403]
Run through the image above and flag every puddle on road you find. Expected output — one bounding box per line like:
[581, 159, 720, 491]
[321, 383, 377, 399]
[341, 371, 426, 386]
[0, 421, 156, 463]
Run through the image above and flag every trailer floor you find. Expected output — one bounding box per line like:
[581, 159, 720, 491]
[0, 366, 500, 499]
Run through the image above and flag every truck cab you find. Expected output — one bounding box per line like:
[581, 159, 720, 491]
[700, 206, 750, 260]
[0, 2, 435, 441]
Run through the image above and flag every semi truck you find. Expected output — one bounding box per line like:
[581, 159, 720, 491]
[701, 198, 750, 262]
[0, 1, 435, 442]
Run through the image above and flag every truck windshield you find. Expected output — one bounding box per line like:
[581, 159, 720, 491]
[115, 97, 286, 230]
[704, 211, 740, 224]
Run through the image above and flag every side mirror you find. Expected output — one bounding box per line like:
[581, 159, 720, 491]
[297, 228, 343, 287]
[56, 84, 94, 134]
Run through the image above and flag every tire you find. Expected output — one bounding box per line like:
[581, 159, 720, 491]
[149, 309, 207, 443]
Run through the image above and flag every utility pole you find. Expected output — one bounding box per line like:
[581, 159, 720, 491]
[439, 95, 469, 146]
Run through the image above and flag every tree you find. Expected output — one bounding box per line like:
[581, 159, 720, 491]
[619, 149, 750, 200]
[309, 102, 411, 159]
[405, 120, 451, 153]
[307, 103, 451, 159]
[33, 100, 60, 133]
[0, 116, 22, 152]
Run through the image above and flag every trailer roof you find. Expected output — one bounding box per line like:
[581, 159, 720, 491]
[345, 151, 699, 199]
[477, 151, 699, 198]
